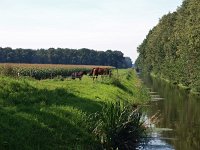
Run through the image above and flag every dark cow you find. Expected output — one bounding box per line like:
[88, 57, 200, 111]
[89, 68, 112, 80]
[71, 71, 87, 80]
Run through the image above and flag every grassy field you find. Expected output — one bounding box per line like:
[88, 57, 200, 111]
[0, 69, 149, 150]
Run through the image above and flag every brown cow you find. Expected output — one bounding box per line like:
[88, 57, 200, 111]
[71, 71, 87, 80]
[89, 68, 112, 80]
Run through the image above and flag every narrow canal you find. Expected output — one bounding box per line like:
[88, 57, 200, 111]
[138, 75, 200, 150]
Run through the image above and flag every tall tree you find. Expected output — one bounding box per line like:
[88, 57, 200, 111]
[136, 0, 200, 92]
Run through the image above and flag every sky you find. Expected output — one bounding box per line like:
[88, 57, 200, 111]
[0, 0, 183, 62]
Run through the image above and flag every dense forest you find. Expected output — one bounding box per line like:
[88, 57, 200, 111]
[135, 0, 200, 93]
[0, 47, 132, 68]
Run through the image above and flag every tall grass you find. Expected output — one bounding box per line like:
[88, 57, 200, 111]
[87, 101, 147, 149]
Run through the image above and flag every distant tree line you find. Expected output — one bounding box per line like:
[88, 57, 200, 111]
[0, 47, 132, 68]
[135, 0, 200, 92]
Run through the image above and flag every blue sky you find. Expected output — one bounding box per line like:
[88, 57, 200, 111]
[0, 0, 183, 62]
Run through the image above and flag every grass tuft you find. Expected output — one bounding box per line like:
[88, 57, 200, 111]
[87, 101, 147, 149]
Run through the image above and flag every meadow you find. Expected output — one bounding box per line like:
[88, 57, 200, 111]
[0, 67, 149, 149]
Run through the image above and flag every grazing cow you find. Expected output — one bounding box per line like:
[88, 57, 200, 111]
[103, 68, 112, 77]
[89, 68, 112, 80]
[71, 71, 87, 80]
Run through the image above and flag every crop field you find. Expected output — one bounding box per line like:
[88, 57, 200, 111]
[0, 63, 114, 80]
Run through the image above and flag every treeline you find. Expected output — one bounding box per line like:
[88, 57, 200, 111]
[0, 47, 132, 68]
[135, 0, 200, 93]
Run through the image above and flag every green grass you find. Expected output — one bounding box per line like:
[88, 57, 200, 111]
[0, 69, 149, 150]
[87, 101, 147, 149]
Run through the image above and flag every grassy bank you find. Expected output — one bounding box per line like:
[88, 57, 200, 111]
[0, 69, 149, 149]
[150, 72, 200, 95]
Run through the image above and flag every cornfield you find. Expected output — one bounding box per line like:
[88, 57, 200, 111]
[0, 63, 114, 80]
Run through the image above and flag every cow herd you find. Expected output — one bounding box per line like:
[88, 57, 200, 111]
[71, 67, 112, 80]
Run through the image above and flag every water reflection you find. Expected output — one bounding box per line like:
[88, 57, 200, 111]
[139, 75, 200, 150]
[138, 132, 175, 150]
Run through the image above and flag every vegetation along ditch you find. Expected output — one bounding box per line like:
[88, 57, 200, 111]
[0, 65, 153, 150]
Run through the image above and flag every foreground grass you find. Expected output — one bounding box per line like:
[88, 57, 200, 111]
[0, 69, 149, 150]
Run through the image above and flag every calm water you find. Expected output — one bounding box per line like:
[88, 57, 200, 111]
[138, 75, 200, 150]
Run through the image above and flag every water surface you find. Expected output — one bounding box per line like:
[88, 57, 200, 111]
[139, 75, 200, 150]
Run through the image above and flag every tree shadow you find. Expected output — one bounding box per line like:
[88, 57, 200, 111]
[0, 81, 103, 149]
[0, 106, 98, 150]
[100, 78, 134, 95]
[1, 81, 103, 113]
